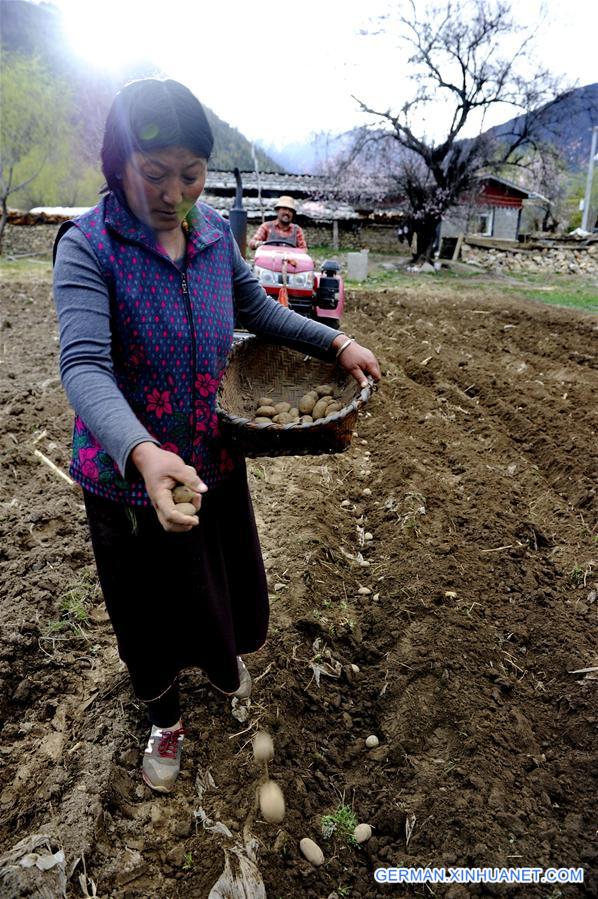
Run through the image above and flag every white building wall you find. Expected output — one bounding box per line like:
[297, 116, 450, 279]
[441, 204, 520, 240]
[492, 206, 520, 240]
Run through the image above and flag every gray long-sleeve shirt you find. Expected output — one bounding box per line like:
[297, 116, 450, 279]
[53, 226, 341, 477]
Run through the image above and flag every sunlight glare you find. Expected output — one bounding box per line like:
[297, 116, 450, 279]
[59, 0, 181, 71]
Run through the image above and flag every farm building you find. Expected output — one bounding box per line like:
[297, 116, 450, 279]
[440, 174, 544, 244]
[203, 170, 541, 249]
[6, 171, 542, 258]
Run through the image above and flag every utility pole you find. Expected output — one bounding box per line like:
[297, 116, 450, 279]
[581, 125, 598, 232]
[251, 143, 265, 224]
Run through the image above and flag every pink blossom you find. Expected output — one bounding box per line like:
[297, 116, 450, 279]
[79, 447, 99, 481]
[194, 398, 212, 422]
[128, 344, 146, 368]
[194, 372, 220, 398]
[146, 389, 172, 419]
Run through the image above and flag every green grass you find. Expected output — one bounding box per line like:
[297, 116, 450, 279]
[500, 272, 598, 312]
[347, 264, 597, 312]
[0, 256, 53, 280]
[345, 268, 410, 289]
[2, 250, 596, 312]
[321, 804, 358, 844]
[43, 568, 100, 641]
[308, 243, 598, 312]
[570, 561, 595, 587]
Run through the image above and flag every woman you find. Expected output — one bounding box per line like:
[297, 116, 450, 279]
[53, 78, 381, 793]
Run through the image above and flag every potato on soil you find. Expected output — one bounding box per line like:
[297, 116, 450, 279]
[273, 401, 291, 414]
[253, 730, 274, 762]
[172, 485, 196, 504]
[174, 502, 196, 516]
[312, 398, 331, 420]
[315, 384, 333, 396]
[256, 405, 276, 417]
[259, 780, 285, 823]
[354, 823, 373, 843]
[299, 837, 325, 866]
[298, 393, 317, 414]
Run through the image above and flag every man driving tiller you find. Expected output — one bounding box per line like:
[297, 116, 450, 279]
[248, 195, 307, 250]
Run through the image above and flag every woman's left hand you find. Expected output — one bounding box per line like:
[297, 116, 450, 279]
[332, 335, 382, 388]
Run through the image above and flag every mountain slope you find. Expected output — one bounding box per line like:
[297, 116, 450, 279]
[265, 83, 598, 176]
[0, 0, 283, 174]
[485, 83, 598, 170]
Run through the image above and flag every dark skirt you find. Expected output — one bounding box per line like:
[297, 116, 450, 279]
[83, 463, 269, 702]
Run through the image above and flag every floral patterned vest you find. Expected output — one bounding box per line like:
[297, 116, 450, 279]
[56, 193, 241, 505]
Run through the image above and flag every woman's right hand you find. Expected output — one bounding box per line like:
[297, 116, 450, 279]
[131, 441, 207, 532]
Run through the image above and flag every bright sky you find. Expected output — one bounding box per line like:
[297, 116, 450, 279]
[49, 0, 598, 149]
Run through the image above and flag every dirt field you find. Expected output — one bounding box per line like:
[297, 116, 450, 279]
[0, 265, 597, 898]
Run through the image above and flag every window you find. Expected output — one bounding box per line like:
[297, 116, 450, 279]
[478, 211, 493, 235]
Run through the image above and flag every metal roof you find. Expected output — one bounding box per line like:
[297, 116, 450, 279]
[474, 172, 543, 200]
[18, 172, 544, 225]
[205, 170, 330, 195]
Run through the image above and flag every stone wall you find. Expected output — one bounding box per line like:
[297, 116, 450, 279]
[6, 221, 594, 271]
[461, 241, 598, 275]
[3, 220, 403, 258]
[2, 224, 61, 258]
[302, 223, 399, 252]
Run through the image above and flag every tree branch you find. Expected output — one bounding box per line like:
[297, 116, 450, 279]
[2, 155, 49, 200]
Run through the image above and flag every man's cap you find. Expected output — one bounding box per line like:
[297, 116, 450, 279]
[274, 195, 298, 212]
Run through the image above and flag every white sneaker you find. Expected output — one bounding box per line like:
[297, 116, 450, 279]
[142, 725, 185, 793]
[233, 657, 252, 699]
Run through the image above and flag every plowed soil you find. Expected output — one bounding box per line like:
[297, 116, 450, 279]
[0, 266, 597, 899]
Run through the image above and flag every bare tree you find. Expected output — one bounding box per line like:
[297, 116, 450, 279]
[0, 54, 74, 250]
[509, 145, 568, 233]
[332, 0, 563, 260]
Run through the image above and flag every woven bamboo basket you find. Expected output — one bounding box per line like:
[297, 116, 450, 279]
[217, 338, 374, 457]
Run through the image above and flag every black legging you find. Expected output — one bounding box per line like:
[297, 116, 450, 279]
[145, 681, 181, 728]
[81, 466, 269, 727]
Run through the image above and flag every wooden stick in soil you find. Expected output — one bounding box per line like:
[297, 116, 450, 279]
[33, 449, 75, 486]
